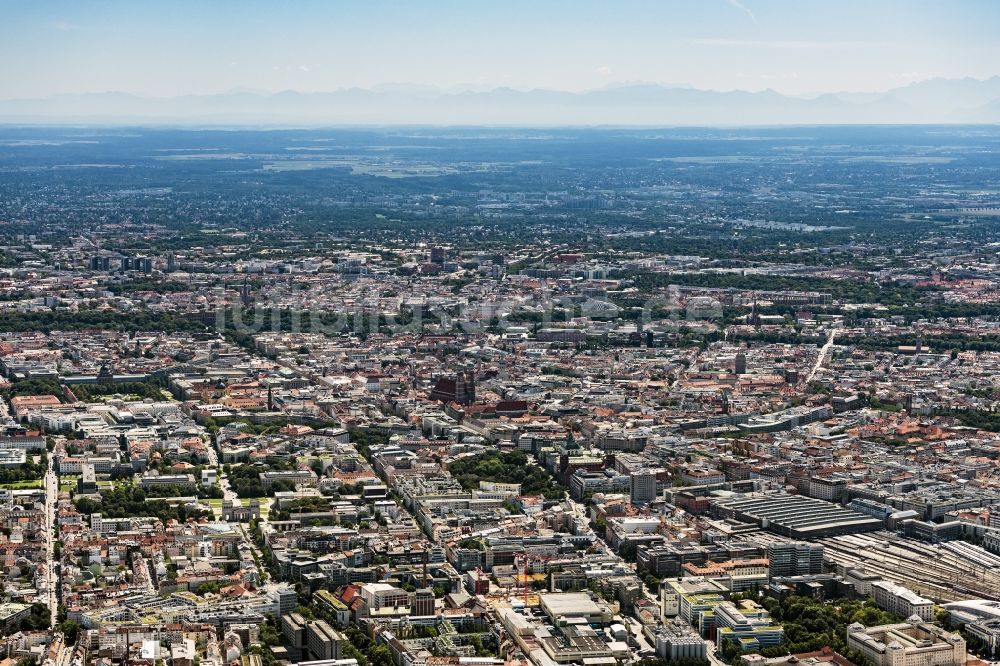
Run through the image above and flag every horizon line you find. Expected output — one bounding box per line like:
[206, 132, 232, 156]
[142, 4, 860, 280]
[3, 73, 1000, 103]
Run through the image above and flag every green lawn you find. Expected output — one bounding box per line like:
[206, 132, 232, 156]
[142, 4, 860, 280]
[58, 474, 80, 493]
[205, 498, 224, 518]
[0, 479, 43, 489]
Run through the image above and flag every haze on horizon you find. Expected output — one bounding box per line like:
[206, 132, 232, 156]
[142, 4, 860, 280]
[2, 0, 1000, 101]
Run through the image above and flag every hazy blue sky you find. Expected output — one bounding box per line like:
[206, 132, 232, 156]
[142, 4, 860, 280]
[2, 0, 998, 98]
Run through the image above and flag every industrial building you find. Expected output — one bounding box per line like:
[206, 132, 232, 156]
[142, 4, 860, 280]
[538, 592, 613, 626]
[653, 618, 708, 661]
[712, 494, 882, 539]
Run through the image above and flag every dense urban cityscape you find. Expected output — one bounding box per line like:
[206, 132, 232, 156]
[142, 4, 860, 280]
[1, 122, 1000, 666]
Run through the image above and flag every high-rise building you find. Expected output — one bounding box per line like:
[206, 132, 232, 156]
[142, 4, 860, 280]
[120, 256, 152, 272]
[735, 352, 747, 375]
[767, 542, 824, 578]
[240, 277, 253, 306]
[630, 470, 658, 505]
[90, 255, 112, 271]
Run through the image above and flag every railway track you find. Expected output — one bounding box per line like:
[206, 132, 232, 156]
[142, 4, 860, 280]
[819, 532, 1000, 602]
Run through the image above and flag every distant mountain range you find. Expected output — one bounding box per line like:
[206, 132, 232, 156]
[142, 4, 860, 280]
[3, 77, 1000, 125]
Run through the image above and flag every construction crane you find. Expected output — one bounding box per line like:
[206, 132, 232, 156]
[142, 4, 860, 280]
[517, 552, 553, 606]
